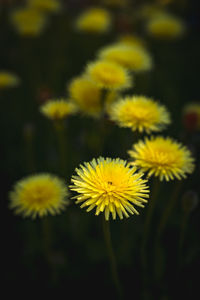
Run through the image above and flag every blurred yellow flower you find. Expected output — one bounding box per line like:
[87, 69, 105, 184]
[10, 8, 47, 36]
[109, 95, 170, 133]
[146, 14, 186, 39]
[9, 174, 68, 218]
[86, 60, 132, 90]
[68, 76, 103, 117]
[75, 7, 112, 33]
[28, 0, 61, 12]
[128, 136, 194, 181]
[117, 34, 146, 48]
[70, 157, 149, 220]
[98, 44, 153, 72]
[40, 99, 77, 120]
[0, 71, 20, 89]
[68, 76, 118, 117]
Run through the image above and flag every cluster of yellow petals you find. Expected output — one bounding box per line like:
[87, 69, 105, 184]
[28, 0, 61, 13]
[0, 71, 20, 89]
[146, 14, 186, 39]
[98, 43, 153, 72]
[75, 8, 112, 33]
[9, 174, 68, 218]
[128, 136, 194, 181]
[109, 95, 170, 133]
[10, 7, 47, 36]
[40, 99, 77, 120]
[70, 157, 149, 220]
[86, 60, 131, 90]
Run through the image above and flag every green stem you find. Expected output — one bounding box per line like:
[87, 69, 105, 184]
[54, 121, 67, 177]
[141, 178, 160, 295]
[102, 218, 123, 299]
[157, 180, 183, 238]
[178, 211, 189, 266]
[42, 217, 52, 262]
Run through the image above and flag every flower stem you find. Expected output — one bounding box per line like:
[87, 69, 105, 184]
[102, 218, 123, 299]
[157, 180, 183, 238]
[54, 121, 67, 177]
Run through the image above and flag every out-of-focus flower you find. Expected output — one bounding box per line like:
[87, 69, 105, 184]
[75, 7, 112, 33]
[109, 95, 170, 133]
[128, 136, 194, 181]
[40, 99, 77, 120]
[28, 0, 61, 13]
[85, 60, 132, 90]
[10, 7, 47, 36]
[137, 4, 166, 20]
[0, 71, 20, 89]
[146, 14, 186, 39]
[68, 76, 103, 118]
[102, 0, 130, 8]
[98, 44, 153, 72]
[70, 157, 149, 220]
[117, 34, 146, 48]
[182, 103, 200, 131]
[9, 174, 68, 218]
[68, 76, 118, 118]
[181, 190, 199, 213]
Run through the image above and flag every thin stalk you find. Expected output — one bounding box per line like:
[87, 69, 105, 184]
[42, 217, 52, 262]
[157, 180, 183, 238]
[102, 218, 123, 299]
[54, 121, 67, 177]
[178, 211, 189, 266]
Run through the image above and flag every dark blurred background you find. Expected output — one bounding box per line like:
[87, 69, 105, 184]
[1, 0, 200, 299]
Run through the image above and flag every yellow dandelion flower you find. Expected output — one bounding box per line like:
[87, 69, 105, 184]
[146, 14, 186, 39]
[68, 76, 103, 117]
[117, 34, 146, 48]
[98, 44, 153, 72]
[28, 0, 61, 13]
[109, 95, 170, 133]
[86, 60, 132, 90]
[9, 174, 68, 218]
[75, 7, 111, 33]
[70, 157, 149, 220]
[10, 8, 47, 36]
[0, 71, 20, 89]
[40, 99, 77, 120]
[128, 136, 194, 181]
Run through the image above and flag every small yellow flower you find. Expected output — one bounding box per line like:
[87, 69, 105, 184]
[10, 8, 47, 36]
[109, 95, 170, 133]
[40, 99, 77, 120]
[128, 136, 194, 181]
[9, 174, 68, 218]
[146, 14, 186, 39]
[98, 44, 153, 72]
[117, 34, 146, 48]
[75, 7, 111, 33]
[70, 157, 149, 220]
[0, 71, 20, 89]
[85, 60, 132, 90]
[28, 0, 61, 12]
[68, 76, 103, 117]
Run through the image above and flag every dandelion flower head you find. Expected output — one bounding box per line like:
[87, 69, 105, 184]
[86, 60, 132, 90]
[68, 76, 103, 117]
[98, 44, 153, 72]
[0, 71, 20, 89]
[128, 136, 194, 181]
[9, 174, 68, 218]
[28, 0, 61, 13]
[40, 99, 77, 120]
[70, 157, 149, 220]
[10, 7, 47, 36]
[109, 95, 170, 133]
[146, 14, 186, 39]
[75, 7, 112, 33]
